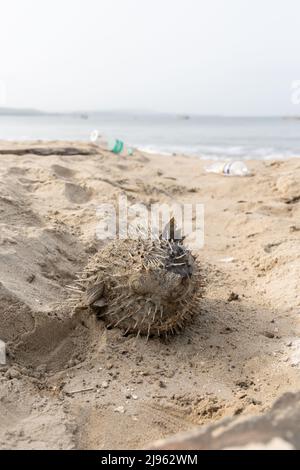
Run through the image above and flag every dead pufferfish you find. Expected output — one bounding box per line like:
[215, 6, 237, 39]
[68, 230, 203, 339]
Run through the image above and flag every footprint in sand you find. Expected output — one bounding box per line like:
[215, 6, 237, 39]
[64, 182, 92, 204]
[10, 314, 91, 374]
[51, 164, 76, 180]
[6, 167, 28, 176]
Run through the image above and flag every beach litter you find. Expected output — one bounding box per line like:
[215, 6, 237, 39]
[206, 161, 251, 176]
[90, 130, 134, 156]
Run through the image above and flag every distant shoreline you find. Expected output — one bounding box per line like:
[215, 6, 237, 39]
[1, 108, 300, 120]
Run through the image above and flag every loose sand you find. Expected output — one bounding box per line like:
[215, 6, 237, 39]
[0, 141, 300, 449]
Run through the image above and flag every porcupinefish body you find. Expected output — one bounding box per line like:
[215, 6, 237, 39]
[69, 235, 202, 338]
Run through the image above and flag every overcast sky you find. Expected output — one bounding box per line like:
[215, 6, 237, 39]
[0, 0, 300, 115]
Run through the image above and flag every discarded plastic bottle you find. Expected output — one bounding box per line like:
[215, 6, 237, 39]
[90, 130, 133, 156]
[205, 160, 251, 176]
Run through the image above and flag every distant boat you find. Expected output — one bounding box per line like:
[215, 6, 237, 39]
[80, 114, 89, 120]
[178, 114, 190, 120]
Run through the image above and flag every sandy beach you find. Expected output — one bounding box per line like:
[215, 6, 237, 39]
[0, 141, 300, 449]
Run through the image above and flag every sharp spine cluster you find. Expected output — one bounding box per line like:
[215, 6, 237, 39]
[67, 234, 203, 339]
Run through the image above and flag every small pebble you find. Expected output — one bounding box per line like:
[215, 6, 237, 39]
[114, 406, 125, 414]
[0, 340, 6, 365]
[219, 257, 236, 263]
[26, 274, 35, 283]
[263, 331, 275, 339]
[5, 367, 21, 380]
[227, 292, 239, 302]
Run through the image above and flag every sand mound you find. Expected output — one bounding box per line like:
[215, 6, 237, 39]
[276, 170, 300, 203]
[0, 284, 35, 343]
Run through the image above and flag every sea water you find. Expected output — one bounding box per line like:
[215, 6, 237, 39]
[1, 113, 300, 160]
